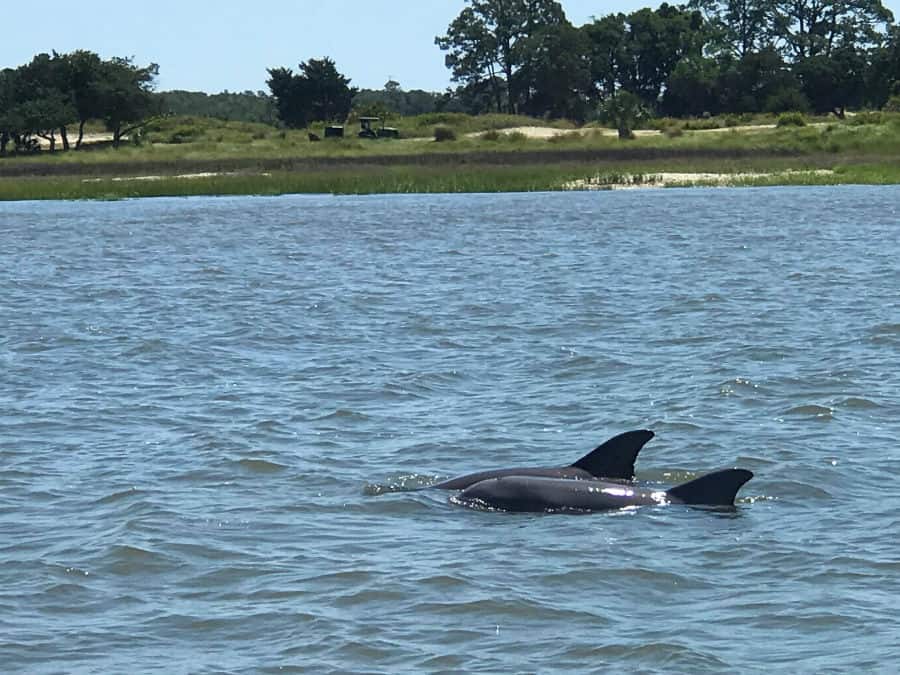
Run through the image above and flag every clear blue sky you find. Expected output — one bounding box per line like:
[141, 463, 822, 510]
[3, 0, 898, 94]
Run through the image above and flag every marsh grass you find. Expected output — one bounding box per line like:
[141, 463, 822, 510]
[0, 164, 599, 201]
[2, 112, 899, 200]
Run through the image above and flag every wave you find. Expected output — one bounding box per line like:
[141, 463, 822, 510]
[783, 404, 834, 419]
[233, 458, 287, 474]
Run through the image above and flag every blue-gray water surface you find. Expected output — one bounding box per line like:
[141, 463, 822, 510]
[2, 187, 899, 673]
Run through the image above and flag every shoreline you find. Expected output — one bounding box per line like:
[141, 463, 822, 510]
[0, 163, 892, 202]
[2, 116, 899, 201]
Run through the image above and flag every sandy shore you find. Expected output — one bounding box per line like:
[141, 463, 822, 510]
[468, 125, 660, 139]
[564, 169, 835, 190]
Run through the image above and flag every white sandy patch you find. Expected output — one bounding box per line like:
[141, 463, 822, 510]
[467, 125, 661, 139]
[564, 169, 834, 190]
[82, 171, 268, 183]
[35, 132, 116, 149]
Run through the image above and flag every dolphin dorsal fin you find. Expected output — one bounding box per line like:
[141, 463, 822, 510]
[570, 429, 654, 480]
[666, 468, 754, 506]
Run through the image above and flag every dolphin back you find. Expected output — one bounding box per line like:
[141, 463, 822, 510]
[666, 468, 754, 506]
[570, 429, 654, 480]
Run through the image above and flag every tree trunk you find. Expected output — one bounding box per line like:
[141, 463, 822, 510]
[60, 126, 70, 151]
[76, 119, 86, 149]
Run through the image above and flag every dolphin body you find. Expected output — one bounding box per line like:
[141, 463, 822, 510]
[431, 430, 654, 490]
[453, 468, 754, 513]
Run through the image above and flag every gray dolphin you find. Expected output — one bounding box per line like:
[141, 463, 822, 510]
[432, 430, 654, 490]
[453, 468, 754, 512]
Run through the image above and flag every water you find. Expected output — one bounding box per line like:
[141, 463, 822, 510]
[1, 187, 899, 673]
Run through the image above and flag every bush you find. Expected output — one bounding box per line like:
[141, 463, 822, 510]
[434, 125, 456, 142]
[884, 95, 900, 113]
[168, 126, 201, 143]
[547, 131, 583, 143]
[480, 129, 501, 141]
[776, 112, 807, 127]
[598, 91, 646, 140]
[724, 115, 740, 127]
[663, 124, 684, 138]
[848, 112, 883, 126]
[765, 89, 810, 114]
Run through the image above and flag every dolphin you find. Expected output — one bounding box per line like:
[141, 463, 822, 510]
[452, 468, 754, 513]
[431, 430, 654, 490]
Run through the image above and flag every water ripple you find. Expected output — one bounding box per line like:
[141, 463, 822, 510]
[2, 187, 900, 672]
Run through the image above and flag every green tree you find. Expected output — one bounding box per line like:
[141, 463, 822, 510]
[64, 50, 111, 148]
[795, 46, 867, 115]
[300, 58, 356, 122]
[599, 89, 648, 138]
[435, 0, 568, 114]
[690, 0, 774, 57]
[770, 0, 894, 60]
[517, 22, 593, 120]
[583, 4, 706, 110]
[868, 24, 900, 106]
[716, 48, 806, 112]
[620, 4, 707, 108]
[98, 57, 160, 147]
[0, 68, 26, 154]
[267, 57, 355, 128]
[14, 53, 77, 151]
[267, 67, 307, 127]
[662, 56, 721, 115]
[583, 14, 628, 101]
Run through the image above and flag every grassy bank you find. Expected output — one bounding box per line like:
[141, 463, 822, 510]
[2, 112, 899, 200]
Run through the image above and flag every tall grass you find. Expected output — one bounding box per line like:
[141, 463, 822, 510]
[0, 165, 596, 201]
[2, 112, 898, 201]
[4, 157, 899, 202]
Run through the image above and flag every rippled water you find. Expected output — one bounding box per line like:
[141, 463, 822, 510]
[2, 187, 899, 672]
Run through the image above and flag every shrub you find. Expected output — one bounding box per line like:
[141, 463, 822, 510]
[480, 129, 501, 141]
[168, 126, 201, 143]
[847, 111, 882, 125]
[598, 91, 646, 139]
[547, 131, 583, 143]
[776, 112, 807, 127]
[434, 125, 456, 142]
[724, 115, 740, 127]
[884, 95, 900, 113]
[663, 124, 684, 138]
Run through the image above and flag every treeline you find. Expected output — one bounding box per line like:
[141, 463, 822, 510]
[0, 51, 159, 154]
[434, 0, 900, 120]
[157, 90, 278, 124]
[157, 85, 449, 124]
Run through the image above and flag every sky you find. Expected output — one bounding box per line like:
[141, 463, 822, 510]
[3, 0, 899, 94]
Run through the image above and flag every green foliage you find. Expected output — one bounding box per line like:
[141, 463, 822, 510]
[267, 57, 355, 128]
[848, 112, 884, 125]
[883, 96, 900, 112]
[352, 81, 445, 116]
[435, 0, 569, 114]
[158, 90, 276, 124]
[100, 57, 161, 147]
[776, 112, 807, 127]
[662, 123, 684, 138]
[434, 125, 457, 141]
[0, 50, 158, 153]
[599, 90, 647, 139]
